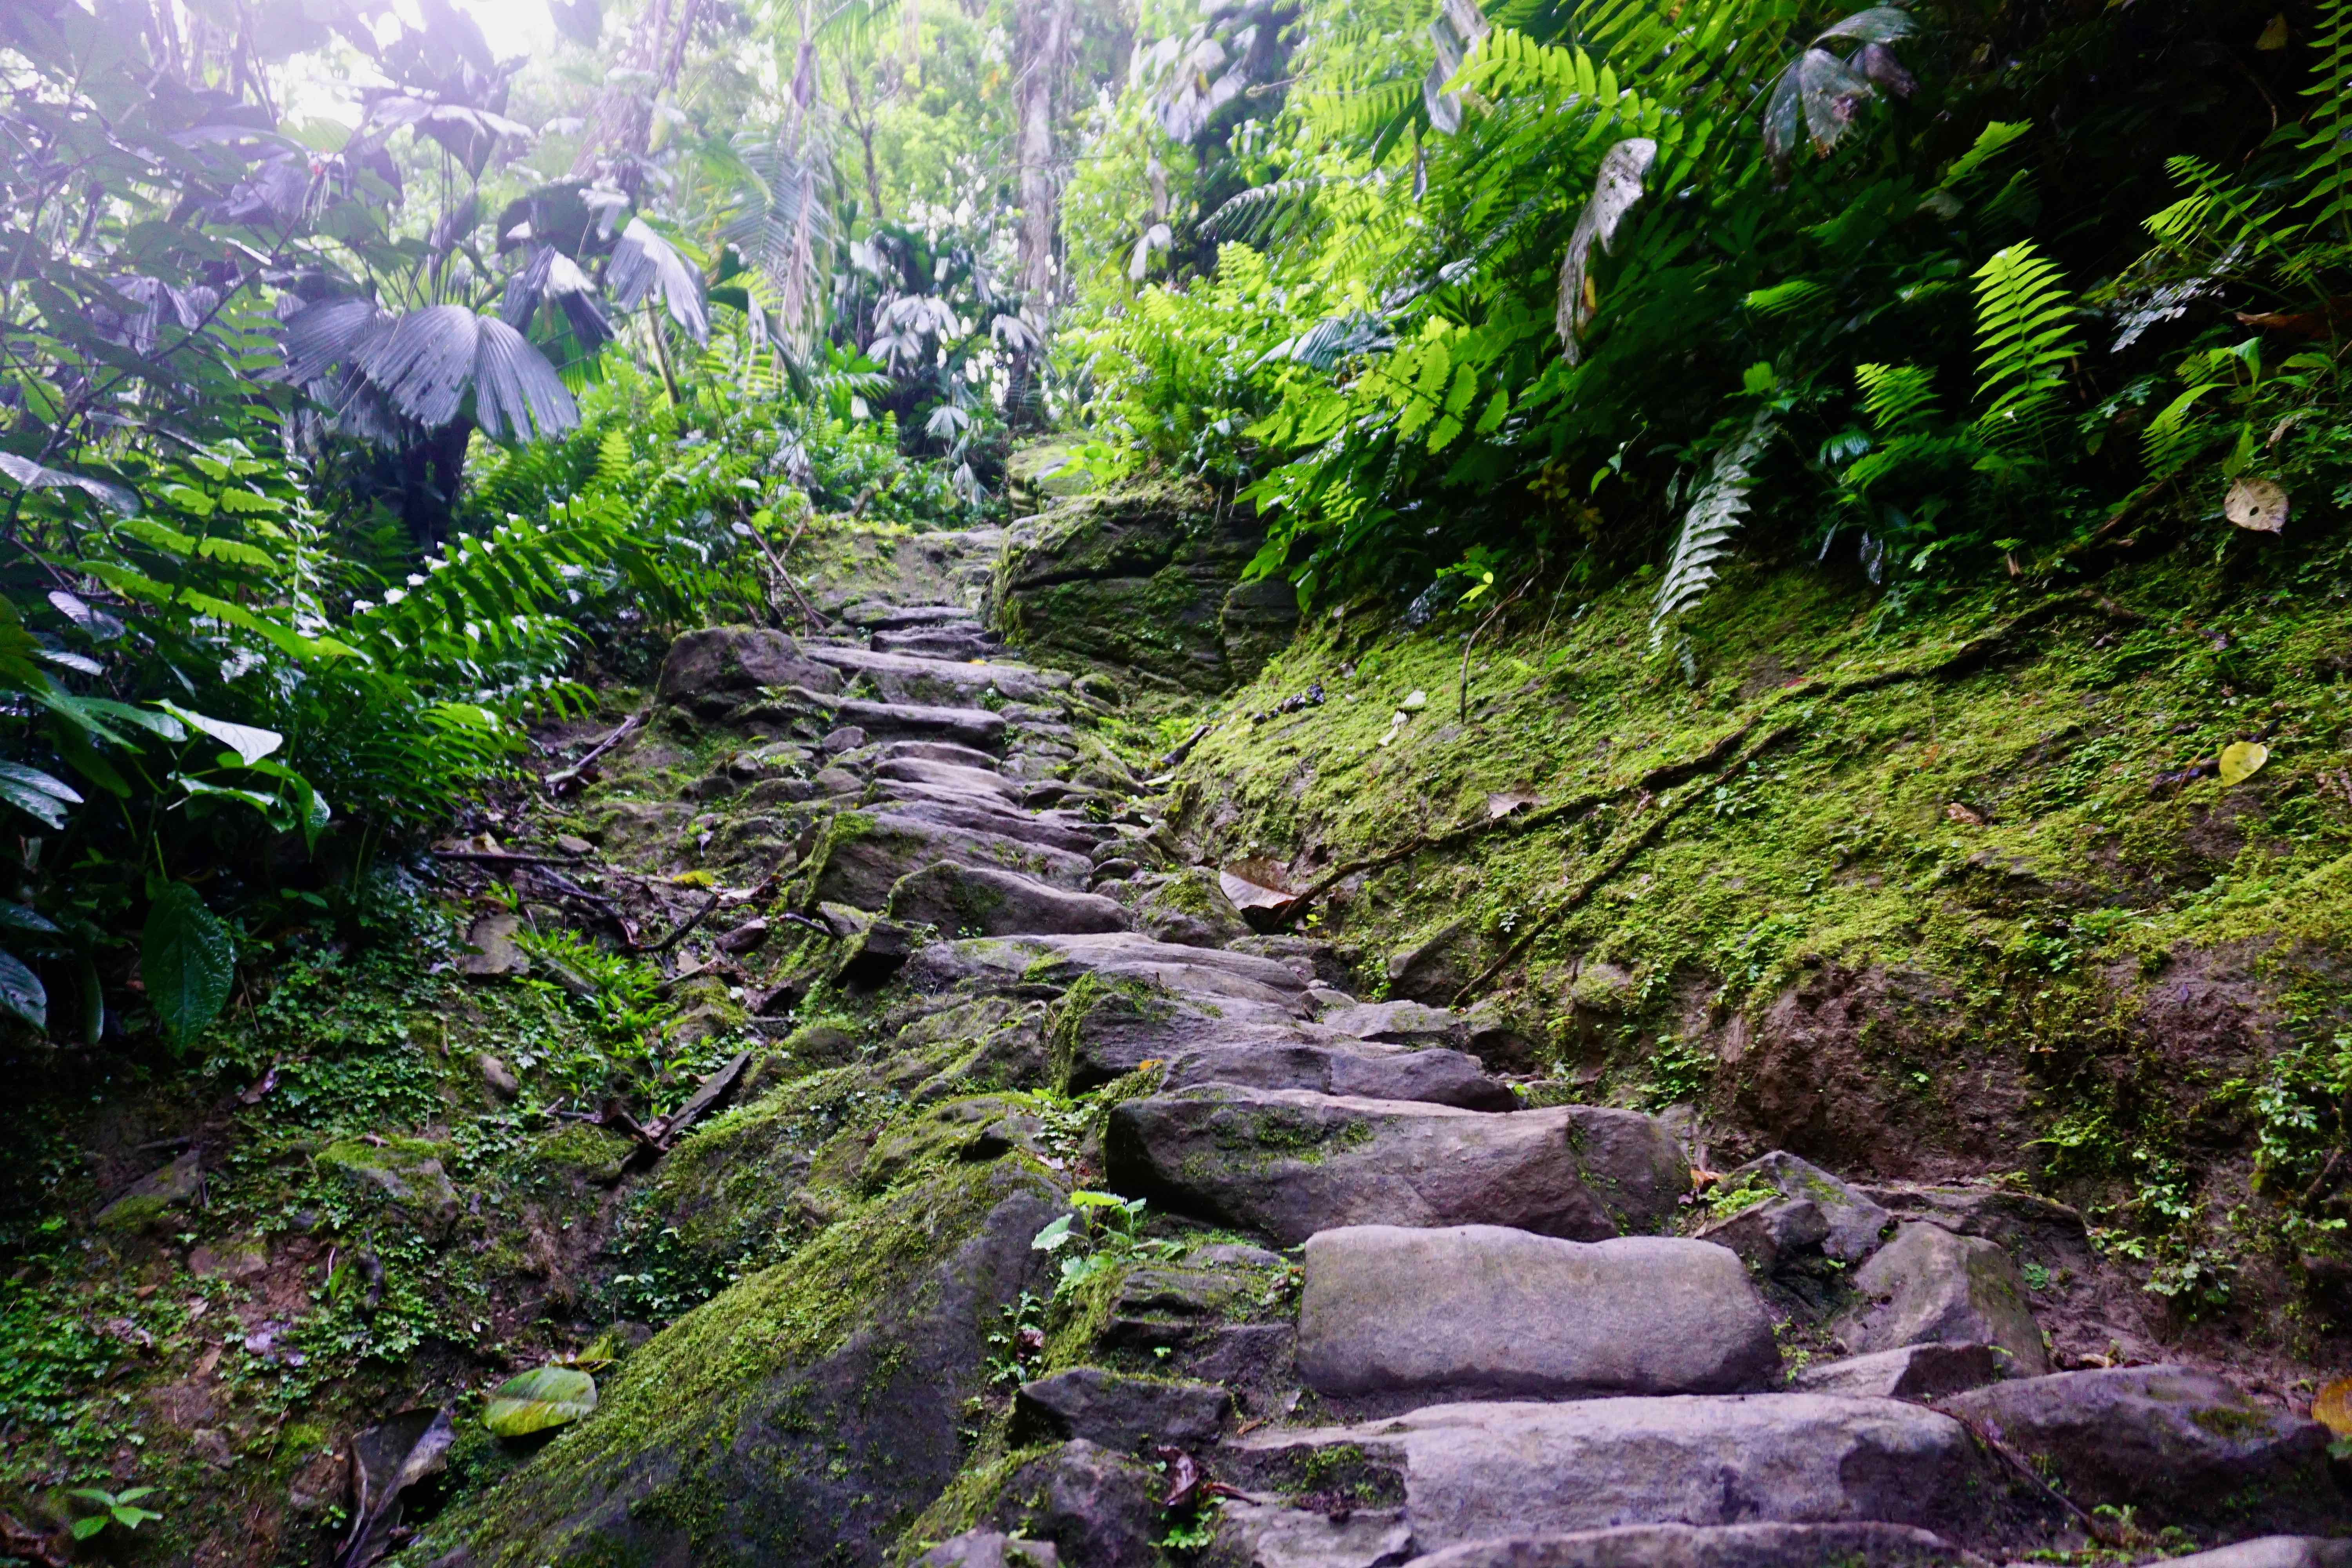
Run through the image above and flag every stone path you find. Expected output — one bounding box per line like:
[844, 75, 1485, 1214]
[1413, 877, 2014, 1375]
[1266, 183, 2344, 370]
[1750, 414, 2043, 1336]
[652, 552, 2346, 1568]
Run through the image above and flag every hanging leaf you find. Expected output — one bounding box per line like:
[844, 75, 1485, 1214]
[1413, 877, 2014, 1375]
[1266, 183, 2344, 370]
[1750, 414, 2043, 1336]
[0, 452, 138, 515]
[2218, 740, 2269, 786]
[1555, 138, 1658, 363]
[485, 1366, 599, 1437]
[157, 702, 282, 766]
[340, 1407, 454, 1568]
[142, 884, 234, 1046]
[2224, 476, 2288, 533]
[0, 949, 47, 1032]
[608, 219, 709, 345]
[0, 760, 83, 829]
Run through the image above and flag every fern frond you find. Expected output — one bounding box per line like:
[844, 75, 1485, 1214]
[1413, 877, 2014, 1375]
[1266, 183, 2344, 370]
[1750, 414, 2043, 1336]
[1650, 408, 1773, 646]
[1971, 241, 2080, 440]
[1854, 362, 1938, 432]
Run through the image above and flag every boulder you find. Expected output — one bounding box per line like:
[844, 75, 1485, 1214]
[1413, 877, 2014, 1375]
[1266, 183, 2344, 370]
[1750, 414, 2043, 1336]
[1128, 867, 1253, 948]
[477, 1053, 521, 1100]
[915, 1532, 1060, 1568]
[1696, 1198, 1829, 1272]
[1011, 1368, 1229, 1451]
[907, 934, 1312, 1013]
[1212, 1502, 1413, 1568]
[1000, 1440, 1161, 1568]
[1105, 1087, 1686, 1247]
[657, 626, 842, 713]
[1298, 1226, 1779, 1398]
[1788, 1342, 2006, 1400]
[1159, 1040, 1515, 1111]
[882, 796, 1109, 857]
[875, 756, 1025, 804]
[989, 479, 1269, 690]
[1942, 1366, 2340, 1532]
[95, 1151, 203, 1230]
[887, 864, 1131, 939]
[801, 811, 1093, 909]
[457, 912, 531, 979]
[1831, 1222, 2048, 1374]
[2156, 1543, 2352, 1568]
[1855, 1181, 2091, 1263]
[1385, 923, 1474, 1005]
[1717, 1152, 1892, 1262]
[1398, 1524, 1986, 1568]
[1224, 1395, 2046, 1553]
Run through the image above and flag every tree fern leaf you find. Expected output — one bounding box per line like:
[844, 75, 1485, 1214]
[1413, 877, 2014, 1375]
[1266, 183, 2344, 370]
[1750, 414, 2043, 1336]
[1650, 408, 1773, 646]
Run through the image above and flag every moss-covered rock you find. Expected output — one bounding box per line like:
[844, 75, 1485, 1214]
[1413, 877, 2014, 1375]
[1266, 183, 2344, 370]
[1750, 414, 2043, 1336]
[316, 1136, 461, 1236]
[418, 1160, 1066, 1568]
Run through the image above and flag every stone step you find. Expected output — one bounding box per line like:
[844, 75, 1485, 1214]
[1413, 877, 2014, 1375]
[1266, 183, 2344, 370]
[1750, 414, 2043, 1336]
[875, 628, 998, 660]
[902, 933, 1314, 1012]
[1392, 1524, 1986, 1568]
[885, 862, 1132, 938]
[1940, 1366, 2337, 1535]
[880, 739, 1003, 771]
[801, 812, 1094, 908]
[1220, 1396, 2057, 1558]
[879, 795, 1113, 857]
[1159, 1038, 1514, 1111]
[830, 697, 1007, 751]
[1298, 1225, 1778, 1399]
[2160, 1542, 2352, 1568]
[1105, 1087, 1687, 1247]
[805, 645, 1064, 707]
[875, 756, 1026, 804]
[841, 601, 979, 630]
[1785, 1342, 2004, 1400]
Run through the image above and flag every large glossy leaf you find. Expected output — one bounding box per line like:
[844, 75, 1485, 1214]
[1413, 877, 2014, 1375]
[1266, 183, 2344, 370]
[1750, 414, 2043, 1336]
[358, 304, 480, 428]
[157, 701, 281, 764]
[485, 1366, 598, 1437]
[0, 760, 83, 829]
[472, 317, 579, 441]
[607, 219, 708, 344]
[502, 246, 614, 350]
[1555, 138, 1658, 363]
[141, 882, 233, 1045]
[0, 452, 138, 515]
[279, 297, 397, 388]
[0, 950, 45, 1032]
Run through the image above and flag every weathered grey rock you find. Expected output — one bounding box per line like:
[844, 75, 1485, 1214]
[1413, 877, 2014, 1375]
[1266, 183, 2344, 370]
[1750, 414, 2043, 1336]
[477, 1053, 521, 1100]
[882, 796, 1110, 857]
[887, 863, 1132, 938]
[657, 625, 843, 711]
[1399, 1524, 1986, 1568]
[804, 645, 1054, 706]
[457, 912, 531, 978]
[2157, 1541, 2352, 1568]
[1831, 1222, 2048, 1374]
[1788, 1342, 2006, 1400]
[876, 628, 996, 660]
[1212, 1502, 1412, 1568]
[844, 602, 979, 630]
[1159, 1039, 1515, 1111]
[1855, 1181, 2091, 1262]
[1188, 1242, 1285, 1269]
[802, 811, 1094, 909]
[1696, 1198, 1828, 1272]
[1106, 1087, 1686, 1247]
[1943, 1366, 2339, 1531]
[1228, 934, 1351, 989]
[95, 1151, 203, 1230]
[883, 740, 1003, 771]
[914, 1531, 1060, 1568]
[1298, 1225, 1779, 1398]
[823, 725, 869, 753]
[877, 756, 1025, 803]
[831, 697, 1008, 751]
[909, 933, 1312, 1012]
[1003, 1439, 1161, 1568]
[1225, 1396, 2039, 1553]
[1011, 1368, 1229, 1450]
[1386, 923, 1474, 1004]
[1128, 867, 1253, 947]
[1320, 1000, 1466, 1049]
[1719, 1151, 1891, 1261]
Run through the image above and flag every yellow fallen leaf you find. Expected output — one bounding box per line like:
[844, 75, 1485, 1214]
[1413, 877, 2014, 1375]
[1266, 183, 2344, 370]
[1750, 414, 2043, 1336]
[2314, 1376, 2352, 1436]
[2225, 477, 2288, 534]
[2218, 740, 2269, 787]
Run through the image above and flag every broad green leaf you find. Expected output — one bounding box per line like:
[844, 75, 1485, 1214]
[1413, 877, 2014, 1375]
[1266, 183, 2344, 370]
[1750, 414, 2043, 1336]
[485, 1366, 599, 1437]
[142, 883, 233, 1045]
[0, 950, 47, 1031]
[2218, 740, 2269, 786]
[0, 901, 58, 936]
[0, 760, 82, 828]
[157, 701, 281, 764]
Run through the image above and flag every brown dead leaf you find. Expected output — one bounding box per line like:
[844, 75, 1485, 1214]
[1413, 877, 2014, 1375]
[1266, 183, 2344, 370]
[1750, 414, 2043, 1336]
[1486, 790, 1541, 820]
[2313, 1376, 2352, 1436]
[1944, 802, 1985, 827]
[2225, 476, 2289, 534]
[1220, 859, 1306, 934]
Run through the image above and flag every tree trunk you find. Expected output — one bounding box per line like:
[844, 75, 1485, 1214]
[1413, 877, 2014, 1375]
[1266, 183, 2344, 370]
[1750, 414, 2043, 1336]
[1009, 0, 1073, 427]
[570, 0, 705, 178]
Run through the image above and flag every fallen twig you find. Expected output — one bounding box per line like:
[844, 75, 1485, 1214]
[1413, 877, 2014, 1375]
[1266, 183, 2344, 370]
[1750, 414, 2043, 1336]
[634, 891, 722, 956]
[1938, 1407, 2125, 1548]
[545, 711, 643, 794]
[431, 850, 588, 868]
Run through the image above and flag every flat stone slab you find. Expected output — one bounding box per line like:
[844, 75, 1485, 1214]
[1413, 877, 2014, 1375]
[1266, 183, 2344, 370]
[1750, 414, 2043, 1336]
[882, 796, 1110, 857]
[804, 645, 1057, 706]
[1718, 1152, 1890, 1262]
[1399, 1523, 1986, 1568]
[887, 863, 1131, 938]
[1831, 1222, 2047, 1374]
[831, 697, 1008, 751]
[1011, 1367, 1228, 1451]
[1943, 1366, 2337, 1532]
[1106, 1087, 1687, 1247]
[1320, 1000, 1465, 1047]
[1225, 1396, 2041, 1553]
[2157, 1541, 2352, 1568]
[903, 933, 1312, 1011]
[804, 812, 1094, 908]
[1788, 1342, 2006, 1400]
[1299, 1225, 1779, 1398]
[876, 756, 1025, 803]
[1160, 1040, 1515, 1111]
[1212, 1502, 1412, 1568]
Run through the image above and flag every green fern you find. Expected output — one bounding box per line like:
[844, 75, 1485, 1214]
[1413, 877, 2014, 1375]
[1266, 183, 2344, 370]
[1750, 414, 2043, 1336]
[1854, 363, 1940, 432]
[1970, 241, 2080, 441]
[2295, 0, 2352, 249]
[1650, 408, 1774, 647]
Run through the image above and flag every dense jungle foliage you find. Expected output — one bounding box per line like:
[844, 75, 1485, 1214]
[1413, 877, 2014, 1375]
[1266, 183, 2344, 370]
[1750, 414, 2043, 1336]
[6, 0, 2352, 1558]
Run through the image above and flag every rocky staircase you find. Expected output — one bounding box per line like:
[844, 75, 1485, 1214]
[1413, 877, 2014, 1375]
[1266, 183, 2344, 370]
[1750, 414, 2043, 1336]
[630, 553, 2345, 1568]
